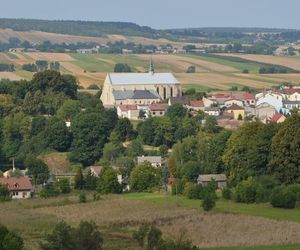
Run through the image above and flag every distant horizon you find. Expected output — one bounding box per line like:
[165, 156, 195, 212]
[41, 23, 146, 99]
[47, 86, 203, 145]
[1, 0, 300, 30]
[0, 17, 298, 31]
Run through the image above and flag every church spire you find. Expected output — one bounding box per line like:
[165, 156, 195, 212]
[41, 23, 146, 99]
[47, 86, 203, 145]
[149, 55, 155, 75]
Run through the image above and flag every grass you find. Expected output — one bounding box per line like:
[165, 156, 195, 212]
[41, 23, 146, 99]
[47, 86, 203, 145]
[203, 245, 300, 250]
[124, 192, 300, 223]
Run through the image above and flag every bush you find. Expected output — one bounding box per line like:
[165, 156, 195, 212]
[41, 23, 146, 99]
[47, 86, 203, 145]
[242, 69, 249, 74]
[271, 186, 297, 209]
[202, 192, 216, 211]
[40, 183, 59, 198]
[183, 183, 202, 199]
[234, 177, 257, 203]
[79, 192, 86, 203]
[171, 179, 186, 195]
[87, 84, 100, 90]
[0, 185, 11, 202]
[222, 187, 232, 200]
[56, 178, 71, 194]
[286, 184, 300, 201]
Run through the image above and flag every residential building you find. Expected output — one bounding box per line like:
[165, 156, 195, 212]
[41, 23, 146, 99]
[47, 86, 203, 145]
[225, 104, 245, 120]
[204, 107, 220, 116]
[0, 177, 32, 199]
[89, 166, 103, 177]
[283, 100, 300, 110]
[117, 105, 140, 120]
[137, 156, 163, 168]
[256, 92, 283, 112]
[147, 103, 168, 117]
[255, 102, 276, 120]
[168, 96, 190, 106]
[188, 100, 205, 111]
[224, 99, 244, 107]
[197, 174, 227, 189]
[270, 113, 286, 123]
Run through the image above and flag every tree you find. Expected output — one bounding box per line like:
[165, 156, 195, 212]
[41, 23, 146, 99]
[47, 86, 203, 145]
[25, 155, 49, 185]
[0, 185, 10, 201]
[102, 133, 124, 164]
[73, 221, 103, 250]
[202, 192, 216, 211]
[85, 170, 98, 190]
[202, 116, 219, 133]
[97, 167, 122, 194]
[70, 109, 117, 165]
[41, 221, 75, 250]
[114, 63, 132, 72]
[181, 161, 200, 183]
[129, 162, 162, 192]
[57, 100, 81, 121]
[223, 122, 277, 185]
[114, 118, 134, 141]
[166, 104, 188, 119]
[126, 137, 144, 157]
[74, 168, 85, 190]
[42, 118, 72, 152]
[1, 230, 23, 250]
[269, 114, 300, 183]
[186, 65, 196, 73]
[56, 178, 71, 194]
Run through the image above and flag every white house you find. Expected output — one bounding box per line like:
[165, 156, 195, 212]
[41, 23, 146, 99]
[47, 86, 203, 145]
[0, 177, 32, 199]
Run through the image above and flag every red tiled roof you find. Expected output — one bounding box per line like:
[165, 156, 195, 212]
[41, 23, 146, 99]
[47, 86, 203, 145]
[189, 100, 204, 107]
[281, 88, 300, 95]
[271, 113, 286, 122]
[227, 104, 244, 110]
[118, 105, 137, 112]
[148, 104, 168, 111]
[0, 177, 32, 191]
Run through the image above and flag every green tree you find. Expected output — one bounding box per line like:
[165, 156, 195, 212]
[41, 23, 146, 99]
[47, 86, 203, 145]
[57, 100, 81, 121]
[166, 104, 188, 119]
[269, 114, 300, 183]
[97, 167, 122, 194]
[2, 231, 23, 250]
[0, 184, 10, 201]
[129, 162, 162, 192]
[56, 178, 71, 194]
[74, 168, 85, 190]
[114, 118, 134, 142]
[85, 170, 98, 190]
[223, 122, 277, 185]
[126, 137, 144, 157]
[202, 192, 216, 211]
[70, 109, 117, 165]
[181, 161, 200, 183]
[114, 63, 132, 72]
[25, 155, 49, 185]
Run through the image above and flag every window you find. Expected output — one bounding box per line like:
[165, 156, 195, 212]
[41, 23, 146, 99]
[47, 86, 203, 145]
[170, 87, 173, 97]
[152, 112, 156, 115]
[163, 87, 166, 99]
[160, 112, 163, 115]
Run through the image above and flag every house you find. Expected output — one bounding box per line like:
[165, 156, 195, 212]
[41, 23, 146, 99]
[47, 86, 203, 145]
[203, 97, 215, 107]
[256, 92, 283, 112]
[122, 49, 133, 54]
[255, 102, 277, 120]
[0, 177, 32, 199]
[270, 113, 286, 123]
[89, 166, 103, 177]
[117, 105, 139, 120]
[188, 100, 205, 111]
[225, 104, 245, 120]
[137, 156, 162, 168]
[168, 96, 190, 106]
[283, 100, 300, 110]
[100, 61, 182, 106]
[197, 174, 227, 189]
[224, 99, 244, 107]
[204, 107, 220, 116]
[147, 103, 168, 117]
[8, 48, 25, 53]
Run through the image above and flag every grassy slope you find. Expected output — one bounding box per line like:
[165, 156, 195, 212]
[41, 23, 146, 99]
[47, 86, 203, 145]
[124, 193, 300, 223]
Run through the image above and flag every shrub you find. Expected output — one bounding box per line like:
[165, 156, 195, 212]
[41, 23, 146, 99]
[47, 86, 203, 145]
[242, 69, 249, 74]
[56, 178, 71, 194]
[40, 183, 59, 198]
[222, 187, 232, 200]
[0, 185, 11, 202]
[171, 179, 186, 195]
[234, 177, 257, 203]
[79, 192, 86, 203]
[286, 184, 300, 201]
[87, 84, 100, 90]
[202, 192, 216, 211]
[271, 186, 297, 209]
[183, 183, 202, 199]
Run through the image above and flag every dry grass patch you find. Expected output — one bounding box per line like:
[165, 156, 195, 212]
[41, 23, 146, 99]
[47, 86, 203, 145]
[25, 52, 75, 61]
[39, 152, 70, 173]
[0, 72, 24, 80]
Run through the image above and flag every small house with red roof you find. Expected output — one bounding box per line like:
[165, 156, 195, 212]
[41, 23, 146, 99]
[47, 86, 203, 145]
[148, 103, 168, 117]
[0, 177, 32, 199]
[188, 100, 205, 111]
[270, 113, 286, 124]
[225, 104, 245, 120]
[117, 105, 139, 120]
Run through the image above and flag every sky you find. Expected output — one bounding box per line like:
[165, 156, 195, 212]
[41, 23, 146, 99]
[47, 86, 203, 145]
[1, 0, 300, 30]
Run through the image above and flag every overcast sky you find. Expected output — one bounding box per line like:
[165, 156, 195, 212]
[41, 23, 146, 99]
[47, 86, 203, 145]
[1, 0, 299, 29]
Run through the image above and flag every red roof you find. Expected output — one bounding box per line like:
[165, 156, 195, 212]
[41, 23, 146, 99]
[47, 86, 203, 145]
[211, 92, 255, 101]
[0, 177, 32, 191]
[148, 103, 168, 111]
[281, 88, 300, 95]
[271, 113, 286, 123]
[189, 100, 204, 107]
[118, 105, 137, 112]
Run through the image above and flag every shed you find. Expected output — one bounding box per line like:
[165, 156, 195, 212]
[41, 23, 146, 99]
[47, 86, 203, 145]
[197, 174, 227, 189]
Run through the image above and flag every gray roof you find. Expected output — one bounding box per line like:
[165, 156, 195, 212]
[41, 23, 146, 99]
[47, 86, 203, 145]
[108, 73, 179, 86]
[169, 96, 190, 105]
[197, 174, 227, 182]
[137, 156, 162, 164]
[283, 100, 300, 105]
[113, 90, 161, 100]
[205, 107, 220, 112]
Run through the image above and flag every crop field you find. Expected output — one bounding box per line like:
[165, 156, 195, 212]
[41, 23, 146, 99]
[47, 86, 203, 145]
[1, 193, 300, 250]
[1, 52, 300, 91]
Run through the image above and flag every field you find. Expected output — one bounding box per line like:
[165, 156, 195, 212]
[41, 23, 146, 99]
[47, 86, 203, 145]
[1, 192, 300, 250]
[1, 52, 300, 91]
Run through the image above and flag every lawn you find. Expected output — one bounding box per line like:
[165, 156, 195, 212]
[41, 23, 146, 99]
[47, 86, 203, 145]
[124, 192, 300, 223]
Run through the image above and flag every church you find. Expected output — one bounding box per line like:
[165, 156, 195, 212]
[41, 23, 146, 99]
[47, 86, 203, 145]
[100, 61, 182, 106]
